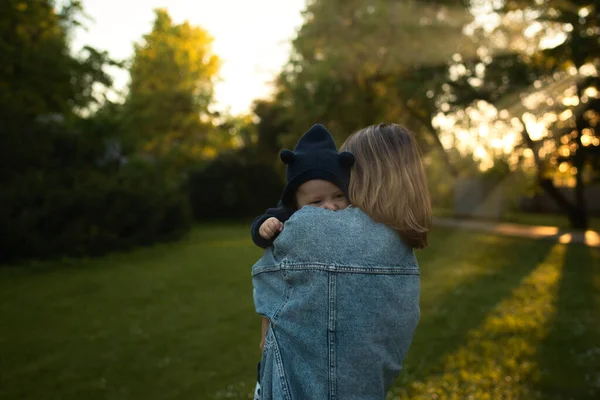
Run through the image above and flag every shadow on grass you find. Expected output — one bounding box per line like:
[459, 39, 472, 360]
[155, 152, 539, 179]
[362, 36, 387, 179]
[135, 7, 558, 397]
[395, 230, 555, 388]
[536, 245, 600, 400]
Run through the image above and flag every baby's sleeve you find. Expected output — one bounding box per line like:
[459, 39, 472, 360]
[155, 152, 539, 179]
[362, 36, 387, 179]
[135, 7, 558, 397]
[250, 201, 294, 248]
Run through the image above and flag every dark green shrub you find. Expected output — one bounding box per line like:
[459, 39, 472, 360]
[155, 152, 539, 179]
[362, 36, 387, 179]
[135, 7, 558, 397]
[188, 151, 284, 220]
[0, 122, 191, 264]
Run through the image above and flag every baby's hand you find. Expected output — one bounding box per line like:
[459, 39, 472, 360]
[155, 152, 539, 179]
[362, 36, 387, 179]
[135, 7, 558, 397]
[259, 217, 283, 240]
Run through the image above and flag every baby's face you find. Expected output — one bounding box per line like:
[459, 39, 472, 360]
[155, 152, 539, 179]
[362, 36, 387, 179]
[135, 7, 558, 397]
[296, 180, 350, 211]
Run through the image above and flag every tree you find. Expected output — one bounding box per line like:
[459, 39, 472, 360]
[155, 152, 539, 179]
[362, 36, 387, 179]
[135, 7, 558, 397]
[252, 98, 292, 165]
[465, 0, 600, 229]
[270, 0, 477, 174]
[0, 0, 115, 179]
[124, 9, 220, 160]
[0, 0, 113, 120]
[0, 2, 192, 263]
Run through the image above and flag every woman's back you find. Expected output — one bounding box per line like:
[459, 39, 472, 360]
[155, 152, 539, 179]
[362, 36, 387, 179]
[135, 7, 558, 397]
[253, 207, 420, 399]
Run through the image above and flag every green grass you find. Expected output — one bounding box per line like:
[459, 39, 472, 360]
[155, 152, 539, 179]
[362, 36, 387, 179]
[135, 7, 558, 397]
[434, 207, 600, 232]
[501, 212, 600, 231]
[1, 224, 599, 399]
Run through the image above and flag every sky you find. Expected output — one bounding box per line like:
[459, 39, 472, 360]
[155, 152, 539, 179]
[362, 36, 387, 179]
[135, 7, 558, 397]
[72, 0, 306, 115]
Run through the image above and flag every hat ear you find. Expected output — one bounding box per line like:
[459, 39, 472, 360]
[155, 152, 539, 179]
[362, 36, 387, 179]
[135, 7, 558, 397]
[280, 149, 296, 165]
[339, 152, 355, 168]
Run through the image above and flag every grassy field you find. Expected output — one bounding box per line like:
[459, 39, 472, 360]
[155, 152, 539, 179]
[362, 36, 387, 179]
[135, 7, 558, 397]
[433, 208, 600, 232]
[1, 224, 599, 399]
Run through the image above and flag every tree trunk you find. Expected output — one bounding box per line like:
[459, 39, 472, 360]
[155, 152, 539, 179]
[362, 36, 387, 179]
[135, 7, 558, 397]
[569, 207, 588, 230]
[571, 81, 589, 230]
[521, 118, 588, 230]
[539, 178, 587, 230]
[566, 15, 589, 230]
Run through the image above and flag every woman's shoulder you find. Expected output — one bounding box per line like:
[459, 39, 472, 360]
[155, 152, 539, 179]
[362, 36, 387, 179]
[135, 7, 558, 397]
[286, 206, 389, 240]
[275, 206, 417, 268]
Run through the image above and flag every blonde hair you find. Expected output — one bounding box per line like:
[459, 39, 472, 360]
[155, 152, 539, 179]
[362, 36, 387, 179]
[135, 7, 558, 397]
[341, 123, 432, 249]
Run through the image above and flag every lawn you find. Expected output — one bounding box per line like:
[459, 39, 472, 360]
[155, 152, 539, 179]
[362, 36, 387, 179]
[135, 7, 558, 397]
[1, 224, 599, 399]
[433, 208, 600, 232]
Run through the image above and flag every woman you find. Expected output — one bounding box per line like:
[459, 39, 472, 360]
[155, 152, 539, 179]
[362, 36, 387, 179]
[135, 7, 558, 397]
[253, 123, 432, 399]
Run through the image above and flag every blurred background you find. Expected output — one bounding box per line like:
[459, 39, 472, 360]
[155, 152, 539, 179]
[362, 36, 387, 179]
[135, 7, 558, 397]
[1, 0, 599, 399]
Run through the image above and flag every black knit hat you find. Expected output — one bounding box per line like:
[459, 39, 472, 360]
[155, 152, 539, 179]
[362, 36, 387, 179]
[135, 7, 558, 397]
[279, 124, 355, 208]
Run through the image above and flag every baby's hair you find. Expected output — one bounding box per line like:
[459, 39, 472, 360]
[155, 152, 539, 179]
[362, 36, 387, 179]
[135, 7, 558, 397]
[341, 123, 432, 249]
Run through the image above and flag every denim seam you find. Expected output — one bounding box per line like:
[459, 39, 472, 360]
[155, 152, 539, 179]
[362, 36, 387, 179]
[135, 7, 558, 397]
[272, 330, 292, 400]
[282, 263, 419, 275]
[271, 268, 291, 324]
[263, 328, 273, 350]
[252, 265, 281, 275]
[253, 263, 419, 275]
[281, 261, 413, 268]
[328, 271, 337, 400]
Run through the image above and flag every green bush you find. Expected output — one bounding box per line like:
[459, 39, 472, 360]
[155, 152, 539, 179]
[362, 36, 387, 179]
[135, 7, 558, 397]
[0, 163, 191, 263]
[188, 150, 284, 220]
[0, 122, 191, 264]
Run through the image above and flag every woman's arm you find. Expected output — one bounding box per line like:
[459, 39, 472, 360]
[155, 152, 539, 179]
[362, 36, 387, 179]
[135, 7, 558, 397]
[259, 316, 270, 350]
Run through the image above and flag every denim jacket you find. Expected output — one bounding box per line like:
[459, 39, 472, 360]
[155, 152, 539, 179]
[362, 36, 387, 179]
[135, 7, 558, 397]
[252, 206, 420, 400]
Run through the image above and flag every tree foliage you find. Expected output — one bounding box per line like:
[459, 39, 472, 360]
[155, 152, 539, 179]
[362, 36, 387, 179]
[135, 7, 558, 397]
[0, 2, 192, 263]
[124, 9, 220, 160]
[253, 0, 481, 175]
[0, 0, 115, 120]
[465, 0, 600, 228]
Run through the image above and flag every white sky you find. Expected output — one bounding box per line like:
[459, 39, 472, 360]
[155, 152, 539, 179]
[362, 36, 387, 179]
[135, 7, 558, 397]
[72, 0, 306, 115]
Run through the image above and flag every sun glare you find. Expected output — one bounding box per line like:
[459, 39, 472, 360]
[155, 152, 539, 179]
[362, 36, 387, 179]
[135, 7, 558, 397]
[75, 0, 306, 114]
[391, 244, 566, 399]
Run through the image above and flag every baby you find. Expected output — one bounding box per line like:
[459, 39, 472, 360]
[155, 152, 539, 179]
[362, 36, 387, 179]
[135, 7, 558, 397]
[250, 123, 354, 399]
[252, 123, 430, 399]
[251, 123, 355, 248]
[251, 123, 354, 346]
